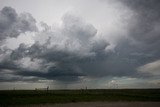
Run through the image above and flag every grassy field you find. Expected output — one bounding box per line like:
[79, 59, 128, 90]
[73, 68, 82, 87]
[0, 89, 160, 106]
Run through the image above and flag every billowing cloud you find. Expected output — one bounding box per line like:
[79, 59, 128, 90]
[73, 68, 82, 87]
[0, 10, 137, 83]
[0, 0, 160, 89]
[9, 13, 111, 81]
[0, 7, 37, 41]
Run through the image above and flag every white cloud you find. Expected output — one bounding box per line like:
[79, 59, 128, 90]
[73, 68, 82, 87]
[5, 32, 35, 49]
[137, 60, 160, 76]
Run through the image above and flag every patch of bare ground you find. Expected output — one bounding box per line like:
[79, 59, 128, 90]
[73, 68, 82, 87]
[13, 102, 160, 107]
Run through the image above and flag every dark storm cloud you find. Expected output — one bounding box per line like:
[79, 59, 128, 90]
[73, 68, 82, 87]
[10, 43, 28, 60]
[12, 39, 138, 81]
[0, 6, 37, 41]
[103, 0, 160, 79]
[0, 6, 37, 82]
[0, 12, 109, 82]
[119, 0, 160, 65]
[0, 2, 160, 84]
[0, 9, 144, 83]
[122, 0, 160, 52]
[0, 74, 39, 82]
[15, 66, 85, 82]
[10, 14, 110, 81]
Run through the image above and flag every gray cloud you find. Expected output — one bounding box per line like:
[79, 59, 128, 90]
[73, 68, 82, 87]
[0, 12, 109, 82]
[0, 7, 37, 41]
[11, 14, 110, 81]
[0, 6, 38, 82]
[10, 43, 28, 60]
[122, 0, 160, 54]
[117, 0, 160, 71]
[0, 2, 160, 87]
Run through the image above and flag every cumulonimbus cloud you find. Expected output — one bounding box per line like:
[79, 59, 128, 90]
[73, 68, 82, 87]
[0, 0, 160, 85]
[0, 7, 110, 82]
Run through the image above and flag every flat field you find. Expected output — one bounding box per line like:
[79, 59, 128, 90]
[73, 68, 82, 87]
[0, 89, 160, 106]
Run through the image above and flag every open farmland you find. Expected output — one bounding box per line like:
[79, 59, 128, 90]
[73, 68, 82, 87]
[0, 89, 160, 106]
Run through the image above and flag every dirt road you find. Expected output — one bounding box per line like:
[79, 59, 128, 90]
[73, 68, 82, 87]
[14, 102, 160, 107]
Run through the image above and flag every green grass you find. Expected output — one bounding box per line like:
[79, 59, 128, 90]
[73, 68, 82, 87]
[0, 89, 160, 106]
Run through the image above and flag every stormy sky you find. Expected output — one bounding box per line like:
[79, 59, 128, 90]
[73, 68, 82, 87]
[0, 0, 160, 90]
